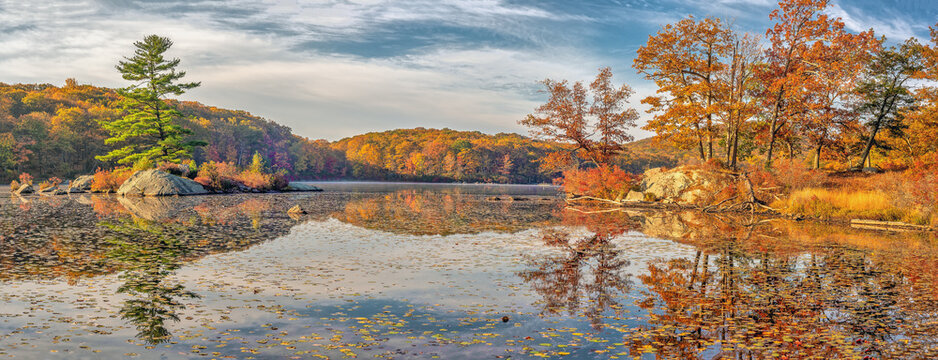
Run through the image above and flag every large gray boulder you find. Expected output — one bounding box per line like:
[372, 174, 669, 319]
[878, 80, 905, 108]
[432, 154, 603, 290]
[117, 169, 207, 197]
[283, 182, 323, 192]
[641, 166, 732, 204]
[68, 175, 95, 193]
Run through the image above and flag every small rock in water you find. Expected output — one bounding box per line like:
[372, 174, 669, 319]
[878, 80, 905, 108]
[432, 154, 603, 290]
[287, 205, 307, 214]
[501, 316, 510, 323]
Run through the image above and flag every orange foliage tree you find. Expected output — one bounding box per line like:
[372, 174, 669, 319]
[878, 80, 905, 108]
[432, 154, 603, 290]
[759, 0, 856, 168]
[898, 26, 938, 166]
[634, 16, 732, 162]
[799, 26, 878, 169]
[520, 67, 639, 167]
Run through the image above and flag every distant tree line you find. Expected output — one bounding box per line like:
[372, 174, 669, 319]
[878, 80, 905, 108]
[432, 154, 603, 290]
[0, 81, 602, 184]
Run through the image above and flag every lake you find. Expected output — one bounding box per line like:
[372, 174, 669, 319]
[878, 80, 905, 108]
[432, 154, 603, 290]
[1, 183, 936, 359]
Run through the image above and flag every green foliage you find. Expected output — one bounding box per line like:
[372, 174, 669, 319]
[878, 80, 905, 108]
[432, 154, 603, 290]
[855, 39, 924, 168]
[97, 35, 203, 165]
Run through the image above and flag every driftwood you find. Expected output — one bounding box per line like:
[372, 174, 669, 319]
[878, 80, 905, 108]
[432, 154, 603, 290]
[850, 219, 934, 232]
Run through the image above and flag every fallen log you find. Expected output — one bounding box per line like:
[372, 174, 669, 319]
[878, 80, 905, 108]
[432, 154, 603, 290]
[850, 219, 933, 232]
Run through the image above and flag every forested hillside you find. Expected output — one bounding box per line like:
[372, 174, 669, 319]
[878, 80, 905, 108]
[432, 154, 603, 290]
[4, 81, 664, 184]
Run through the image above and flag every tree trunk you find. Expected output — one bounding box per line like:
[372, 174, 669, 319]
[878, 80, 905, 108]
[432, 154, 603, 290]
[765, 117, 778, 169]
[707, 115, 714, 161]
[858, 122, 881, 170]
[730, 118, 740, 170]
[814, 144, 823, 169]
[695, 123, 706, 161]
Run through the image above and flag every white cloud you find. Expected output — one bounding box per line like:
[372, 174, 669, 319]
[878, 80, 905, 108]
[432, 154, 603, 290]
[0, 0, 658, 141]
[826, 3, 925, 42]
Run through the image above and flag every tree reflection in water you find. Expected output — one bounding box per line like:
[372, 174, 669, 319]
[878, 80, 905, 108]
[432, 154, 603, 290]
[103, 219, 199, 345]
[624, 214, 938, 359]
[518, 210, 638, 331]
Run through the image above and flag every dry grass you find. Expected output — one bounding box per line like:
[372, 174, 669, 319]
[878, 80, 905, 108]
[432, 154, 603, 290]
[774, 188, 933, 225]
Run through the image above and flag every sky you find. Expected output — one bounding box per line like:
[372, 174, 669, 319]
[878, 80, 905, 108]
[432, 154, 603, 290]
[0, 1, 936, 141]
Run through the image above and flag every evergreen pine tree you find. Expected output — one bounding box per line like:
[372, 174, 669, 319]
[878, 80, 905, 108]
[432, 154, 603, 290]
[97, 35, 204, 165]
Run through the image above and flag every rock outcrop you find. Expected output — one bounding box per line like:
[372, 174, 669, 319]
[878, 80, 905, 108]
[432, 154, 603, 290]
[640, 166, 733, 205]
[117, 170, 207, 197]
[68, 175, 95, 193]
[13, 184, 34, 195]
[624, 190, 646, 202]
[39, 187, 67, 196]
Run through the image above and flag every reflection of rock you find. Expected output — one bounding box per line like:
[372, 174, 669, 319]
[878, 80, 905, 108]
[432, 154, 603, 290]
[639, 212, 695, 240]
[641, 167, 732, 204]
[117, 170, 207, 197]
[69, 175, 94, 193]
[14, 184, 34, 195]
[73, 195, 94, 205]
[486, 196, 528, 201]
[284, 182, 323, 192]
[118, 196, 186, 221]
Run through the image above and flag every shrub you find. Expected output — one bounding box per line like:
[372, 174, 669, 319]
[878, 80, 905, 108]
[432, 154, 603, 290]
[37, 177, 61, 191]
[18, 173, 33, 186]
[183, 160, 198, 179]
[158, 162, 191, 178]
[235, 171, 271, 190]
[560, 165, 639, 201]
[9, 180, 19, 192]
[91, 168, 133, 193]
[269, 172, 289, 190]
[233, 170, 289, 191]
[195, 161, 241, 192]
[771, 161, 826, 191]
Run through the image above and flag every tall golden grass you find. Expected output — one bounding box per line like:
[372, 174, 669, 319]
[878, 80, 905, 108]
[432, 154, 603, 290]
[774, 188, 934, 225]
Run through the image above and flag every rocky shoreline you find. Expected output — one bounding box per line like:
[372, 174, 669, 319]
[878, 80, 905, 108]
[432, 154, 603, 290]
[9, 169, 323, 197]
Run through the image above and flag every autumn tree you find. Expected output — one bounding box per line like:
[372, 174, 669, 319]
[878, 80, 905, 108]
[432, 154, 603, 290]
[719, 33, 763, 169]
[902, 26, 938, 164]
[759, 0, 852, 168]
[855, 39, 923, 168]
[97, 35, 203, 165]
[799, 28, 878, 169]
[634, 16, 733, 162]
[520, 67, 638, 167]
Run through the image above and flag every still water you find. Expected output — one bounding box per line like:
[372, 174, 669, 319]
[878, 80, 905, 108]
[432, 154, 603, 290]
[0, 183, 936, 359]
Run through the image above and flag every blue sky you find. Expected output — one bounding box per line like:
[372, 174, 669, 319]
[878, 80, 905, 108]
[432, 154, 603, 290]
[0, 0, 936, 140]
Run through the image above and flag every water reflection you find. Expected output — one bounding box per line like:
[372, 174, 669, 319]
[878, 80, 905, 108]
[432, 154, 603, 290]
[556, 209, 938, 358]
[103, 219, 199, 344]
[518, 230, 632, 331]
[332, 189, 560, 235]
[1, 186, 937, 358]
